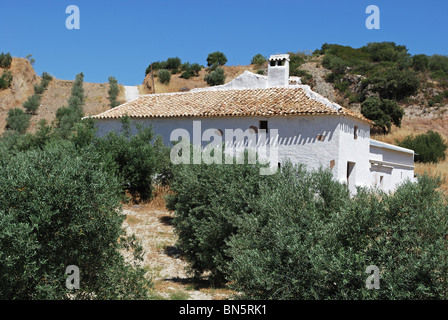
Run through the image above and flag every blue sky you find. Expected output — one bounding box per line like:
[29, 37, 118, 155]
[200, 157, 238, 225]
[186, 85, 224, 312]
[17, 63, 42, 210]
[1, 0, 447, 85]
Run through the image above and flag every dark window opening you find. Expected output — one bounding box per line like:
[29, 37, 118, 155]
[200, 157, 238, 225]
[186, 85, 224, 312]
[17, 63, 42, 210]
[354, 126, 358, 140]
[259, 120, 268, 133]
[270, 60, 276, 67]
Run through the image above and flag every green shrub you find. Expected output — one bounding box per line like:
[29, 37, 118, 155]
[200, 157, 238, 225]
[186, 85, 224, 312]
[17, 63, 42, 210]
[250, 53, 266, 66]
[180, 71, 192, 79]
[158, 69, 171, 84]
[166, 57, 182, 71]
[398, 131, 447, 163]
[0, 52, 12, 68]
[361, 42, 410, 64]
[54, 106, 84, 139]
[225, 165, 448, 300]
[68, 72, 86, 111]
[54, 72, 85, 138]
[412, 54, 429, 72]
[0, 70, 13, 89]
[108, 76, 120, 108]
[190, 63, 202, 76]
[362, 68, 419, 101]
[41, 72, 53, 82]
[361, 96, 404, 133]
[206, 51, 227, 70]
[0, 142, 152, 299]
[5, 108, 31, 133]
[204, 67, 225, 86]
[94, 117, 170, 201]
[166, 154, 273, 282]
[180, 63, 202, 79]
[22, 94, 41, 114]
[429, 54, 448, 73]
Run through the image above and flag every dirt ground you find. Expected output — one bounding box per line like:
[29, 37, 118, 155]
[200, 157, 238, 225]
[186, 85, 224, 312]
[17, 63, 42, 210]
[121, 188, 235, 300]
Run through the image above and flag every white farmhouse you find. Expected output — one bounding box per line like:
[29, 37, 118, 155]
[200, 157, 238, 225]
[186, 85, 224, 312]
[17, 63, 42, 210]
[90, 54, 415, 193]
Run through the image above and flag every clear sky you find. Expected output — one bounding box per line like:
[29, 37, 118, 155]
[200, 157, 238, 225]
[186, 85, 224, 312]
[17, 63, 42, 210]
[1, 0, 447, 85]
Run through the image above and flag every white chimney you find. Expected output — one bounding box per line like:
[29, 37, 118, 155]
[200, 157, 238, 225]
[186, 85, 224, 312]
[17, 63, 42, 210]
[267, 54, 290, 87]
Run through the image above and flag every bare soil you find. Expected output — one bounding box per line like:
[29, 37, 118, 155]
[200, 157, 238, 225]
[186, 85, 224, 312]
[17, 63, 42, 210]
[121, 189, 235, 300]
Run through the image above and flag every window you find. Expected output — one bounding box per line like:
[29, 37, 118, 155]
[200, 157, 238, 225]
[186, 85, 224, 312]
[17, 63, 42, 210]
[259, 120, 268, 133]
[317, 134, 325, 141]
[354, 126, 358, 140]
[270, 60, 276, 67]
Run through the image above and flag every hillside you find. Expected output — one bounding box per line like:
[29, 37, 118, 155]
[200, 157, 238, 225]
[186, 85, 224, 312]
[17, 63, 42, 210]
[140, 64, 258, 94]
[0, 57, 125, 134]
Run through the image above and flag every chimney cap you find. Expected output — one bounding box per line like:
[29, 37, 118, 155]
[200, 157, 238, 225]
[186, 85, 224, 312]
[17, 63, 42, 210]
[268, 54, 290, 62]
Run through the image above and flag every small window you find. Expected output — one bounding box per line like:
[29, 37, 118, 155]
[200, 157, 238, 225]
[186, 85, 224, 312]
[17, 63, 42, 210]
[317, 134, 325, 141]
[330, 160, 335, 169]
[259, 120, 268, 133]
[354, 126, 358, 140]
[270, 60, 276, 67]
[278, 60, 285, 66]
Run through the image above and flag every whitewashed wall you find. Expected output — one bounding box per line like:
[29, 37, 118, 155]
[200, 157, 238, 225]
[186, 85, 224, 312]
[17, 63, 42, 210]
[95, 115, 346, 176]
[369, 141, 415, 192]
[95, 115, 414, 192]
[337, 118, 371, 193]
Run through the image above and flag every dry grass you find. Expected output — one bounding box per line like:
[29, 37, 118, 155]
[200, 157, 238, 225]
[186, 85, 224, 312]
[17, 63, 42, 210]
[126, 185, 172, 211]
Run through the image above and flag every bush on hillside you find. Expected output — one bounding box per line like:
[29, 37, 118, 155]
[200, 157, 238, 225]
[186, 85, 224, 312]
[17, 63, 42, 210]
[108, 76, 120, 108]
[361, 96, 404, 133]
[158, 69, 171, 84]
[0, 52, 12, 68]
[204, 67, 225, 86]
[398, 130, 447, 163]
[5, 108, 31, 133]
[166, 57, 182, 73]
[0, 70, 13, 89]
[206, 51, 227, 70]
[22, 94, 41, 114]
[0, 142, 152, 299]
[361, 68, 420, 101]
[250, 53, 266, 66]
[411, 54, 429, 72]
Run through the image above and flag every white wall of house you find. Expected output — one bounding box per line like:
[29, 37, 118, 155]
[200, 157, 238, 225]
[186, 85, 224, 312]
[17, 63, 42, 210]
[95, 115, 414, 192]
[97, 114, 371, 184]
[336, 117, 371, 193]
[369, 140, 415, 192]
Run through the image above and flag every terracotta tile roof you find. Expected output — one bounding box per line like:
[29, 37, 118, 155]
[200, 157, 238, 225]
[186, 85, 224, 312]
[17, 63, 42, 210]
[89, 87, 372, 124]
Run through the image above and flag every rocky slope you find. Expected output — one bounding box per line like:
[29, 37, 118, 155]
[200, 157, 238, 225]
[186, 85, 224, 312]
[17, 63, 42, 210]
[0, 58, 125, 134]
